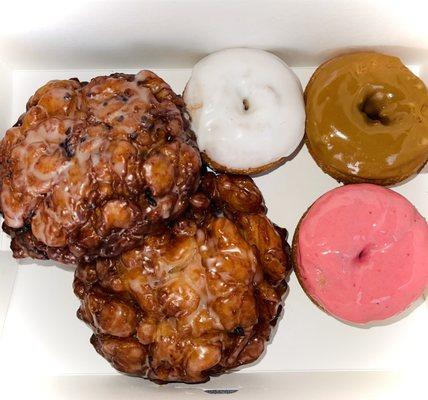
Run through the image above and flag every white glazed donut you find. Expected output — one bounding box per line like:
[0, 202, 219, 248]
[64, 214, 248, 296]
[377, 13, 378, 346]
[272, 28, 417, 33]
[183, 48, 305, 174]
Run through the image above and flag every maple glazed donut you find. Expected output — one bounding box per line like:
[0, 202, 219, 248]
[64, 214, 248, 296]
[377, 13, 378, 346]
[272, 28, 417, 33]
[183, 48, 305, 174]
[74, 172, 291, 383]
[292, 184, 428, 324]
[305, 52, 428, 185]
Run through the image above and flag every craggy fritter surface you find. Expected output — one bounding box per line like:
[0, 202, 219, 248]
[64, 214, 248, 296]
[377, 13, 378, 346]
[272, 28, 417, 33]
[0, 71, 201, 263]
[74, 172, 291, 383]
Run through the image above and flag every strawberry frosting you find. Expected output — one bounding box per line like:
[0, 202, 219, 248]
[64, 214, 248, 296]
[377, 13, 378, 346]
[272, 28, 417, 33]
[296, 184, 428, 324]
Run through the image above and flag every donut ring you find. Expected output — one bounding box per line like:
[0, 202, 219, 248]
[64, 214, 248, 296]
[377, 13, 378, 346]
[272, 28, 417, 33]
[184, 48, 305, 175]
[305, 52, 428, 185]
[292, 184, 428, 324]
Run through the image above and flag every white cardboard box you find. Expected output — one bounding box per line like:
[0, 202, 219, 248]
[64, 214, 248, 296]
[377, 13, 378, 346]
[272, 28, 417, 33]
[0, 1, 427, 399]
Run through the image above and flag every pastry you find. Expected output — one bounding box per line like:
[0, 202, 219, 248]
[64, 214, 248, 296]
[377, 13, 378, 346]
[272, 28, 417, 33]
[292, 184, 428, 324]
[74, 172, 291, 383]
[305, 52, 428, 185]
[0, 72, 201, 263]
[183, 48, 305, 174]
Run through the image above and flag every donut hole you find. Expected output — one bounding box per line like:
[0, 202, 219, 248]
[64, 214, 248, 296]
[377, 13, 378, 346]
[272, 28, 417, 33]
[356, 247, 370, 263]
[359, 91, 391, 125]
[242, 98, 250, 112]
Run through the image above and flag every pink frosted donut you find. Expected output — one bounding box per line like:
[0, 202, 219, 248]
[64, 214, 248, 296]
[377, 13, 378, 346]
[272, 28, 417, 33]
[293, 184, 428, 324]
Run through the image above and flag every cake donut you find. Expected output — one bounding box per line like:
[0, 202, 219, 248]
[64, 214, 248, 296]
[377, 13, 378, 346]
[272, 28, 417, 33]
[292, 184, 428, 324]
[305, 52, 428, 185]
[183, 48, 305, 174]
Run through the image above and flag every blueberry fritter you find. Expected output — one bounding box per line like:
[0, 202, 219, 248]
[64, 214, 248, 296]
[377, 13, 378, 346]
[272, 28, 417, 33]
[0, 71, 201, 263]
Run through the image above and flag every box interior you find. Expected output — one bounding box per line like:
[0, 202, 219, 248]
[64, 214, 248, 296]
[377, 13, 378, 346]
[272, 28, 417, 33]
[1, 0, 428, 70]
[0, 1, 427, 398]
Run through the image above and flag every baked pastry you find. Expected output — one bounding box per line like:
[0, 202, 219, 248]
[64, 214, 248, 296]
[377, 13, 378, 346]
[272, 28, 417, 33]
[305, 52, 428, 185]
[0, 71, 201, 263]
[183, 48, 305, 174]
[292, 184, 428, 324]
[74, 172, 291, 383]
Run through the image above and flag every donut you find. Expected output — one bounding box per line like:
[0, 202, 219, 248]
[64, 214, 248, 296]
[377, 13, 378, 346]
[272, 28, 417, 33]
[74, 172, 290, 383]
[0, 71, 201, 264]
[183, 48, 305, 174]
[305, 52, 428, 185]
[292, 184, 428, 324]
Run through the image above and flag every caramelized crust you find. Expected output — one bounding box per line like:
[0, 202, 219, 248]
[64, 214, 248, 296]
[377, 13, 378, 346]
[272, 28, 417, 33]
[0, 71, 201, 263]
[74, 173, 291, 383]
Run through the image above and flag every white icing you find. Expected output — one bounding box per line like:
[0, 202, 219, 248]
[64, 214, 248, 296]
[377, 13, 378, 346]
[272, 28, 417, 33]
[183, 48, 305, 170]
